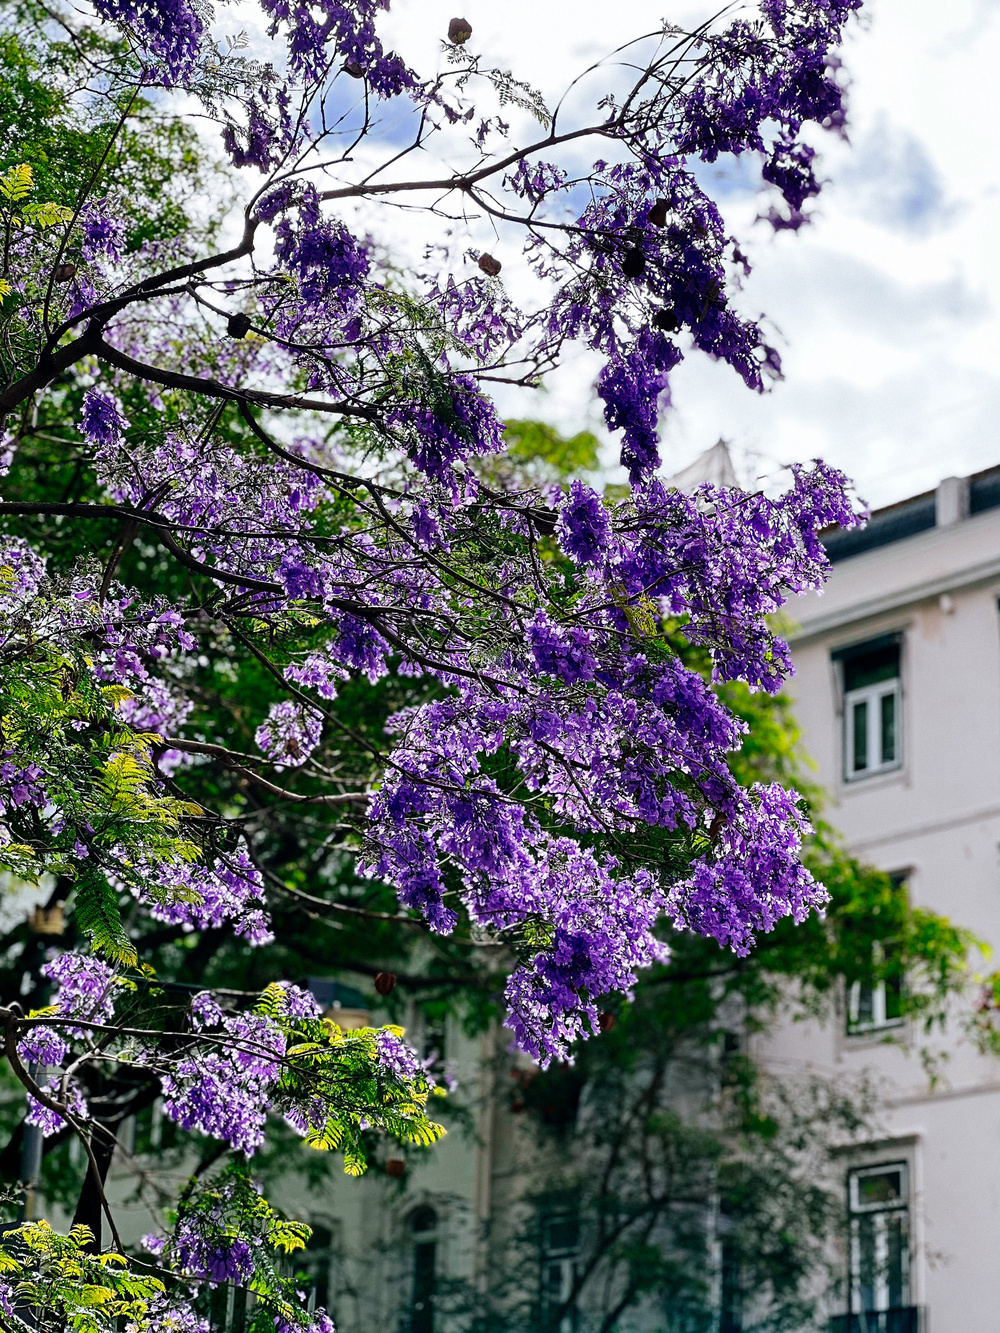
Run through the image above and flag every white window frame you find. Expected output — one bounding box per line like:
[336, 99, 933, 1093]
[847, 977, 904, 1035]
[847, 943, 904, 1037]
[844, 676, 901, 782]
[848, 1162, 911, 1316]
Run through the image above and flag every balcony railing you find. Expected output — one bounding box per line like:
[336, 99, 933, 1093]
[830, 1308, 924, 1333]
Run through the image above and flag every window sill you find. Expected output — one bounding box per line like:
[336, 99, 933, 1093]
[838, 766, 907, 798]
[840, 1022, 909, 1054]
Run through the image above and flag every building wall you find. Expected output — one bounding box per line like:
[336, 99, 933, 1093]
[762, 497, 1000, 1329]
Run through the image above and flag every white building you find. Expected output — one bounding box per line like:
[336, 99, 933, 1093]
[764, 463, 1000, 1332]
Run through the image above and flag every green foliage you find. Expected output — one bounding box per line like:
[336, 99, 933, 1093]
[0, 625, 204, 960]
[255, 982, 446, 1175]
[503, 419, 601, 477]
[0, 1221, 164, 1333]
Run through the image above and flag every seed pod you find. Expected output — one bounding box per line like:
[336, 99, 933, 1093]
[385, 1157, 406, 1178]
[343, 60, 365, 78]
[647, 198, 669, 228]
[653, 308, 679, 332]
[622, 247, 646, 279]
[227, 312, 253, 339]
[448, 17, 472, 43]
[53, 263, 77, 283]
[374, 971, 397, 996]
[598, 1011, 616, 1032]
[477, 253, 502, 277]
[529, 507, 558, 538]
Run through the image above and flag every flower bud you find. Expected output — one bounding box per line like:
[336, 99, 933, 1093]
[385, 1157, 406, 1178]
[598, 1011, 616, 1032]
[622, 247, 646, 279]
[647, 198, 669, 228]
[227, 312, 253, 339]
[478, 253, 502, 277]
[53, 263, 77, 283]
[374, 971, 397, 996]
[448, 17, 473, 43]
[653, 308, 678, 332]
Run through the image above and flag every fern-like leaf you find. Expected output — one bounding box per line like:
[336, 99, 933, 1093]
[73, 867, 137, 967]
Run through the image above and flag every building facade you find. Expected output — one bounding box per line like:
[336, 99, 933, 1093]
[763, 464, 1000, 1332]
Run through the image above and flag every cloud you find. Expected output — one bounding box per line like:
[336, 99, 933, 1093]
[836, 116, 955, 236]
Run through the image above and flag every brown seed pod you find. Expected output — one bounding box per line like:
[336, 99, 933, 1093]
[598, 1011, 616, 1033]
[653, 308, 679, 332]
[622, 247, 646, 279]
[374, 971, 397, 997]
[343, 60, 365, 78]
[227, 312, 253, 339]
[477, 253, 502, 277]
[448, 17, 473, 43]
[53, 263, 77, 283]
[647, 198, 669, 228]
[385, 1157, 406, 1178]
[528, 507, 558, 539]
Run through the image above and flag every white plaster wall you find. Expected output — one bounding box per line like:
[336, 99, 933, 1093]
[762, 509, 1000, 1327]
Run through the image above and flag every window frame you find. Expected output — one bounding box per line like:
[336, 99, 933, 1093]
[843, 676, 902, 782]
[846, 943, 905, 1037]
[538, 1196, 580, 1333]
[847, 1161, 911, 1318]
[833, 635, 903, 785]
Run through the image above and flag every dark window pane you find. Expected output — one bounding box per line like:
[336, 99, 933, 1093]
[852, 701, 868, 772]
[844, 644, 900, 692]
[851, 982, 874, 1030]
[412, 1241, 435, 1333]
[859, 1170, 903, 1207]
[543, 1215, 579, 1253]
[880, 692, 896, 765]
[884, 977, 903, 1022]
[410, 1206, 437, 1235]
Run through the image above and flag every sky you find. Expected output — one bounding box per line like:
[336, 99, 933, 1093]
[229, 0, 1000, 508]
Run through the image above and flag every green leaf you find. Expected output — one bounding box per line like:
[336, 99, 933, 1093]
[73, 867, 137, 968]
[0, 162, 33, 202]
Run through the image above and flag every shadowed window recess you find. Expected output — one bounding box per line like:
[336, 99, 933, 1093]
[539, 1195, 580, 1333]
[834, 636, 902, 782]
[846, 872, 908, 1037]
[408, 1205, 438, 1333]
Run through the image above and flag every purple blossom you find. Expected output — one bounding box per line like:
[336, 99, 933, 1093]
[256, 700, 324, 768]
[92, 0, 203, 80]
[81, 389, 127, 450]
[557, 481, 611, 566]
[597, 330, 682, 483]
[80, 203, 127, 264]
[375, 1030, 423, 1080]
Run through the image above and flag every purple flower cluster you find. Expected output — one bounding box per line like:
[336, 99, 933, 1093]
[92, 0, 204, 81]
[0, 537, 46, 619]
[138, 847, 274, 944]
[557, 481, 611, 566]
[375, 1029, 423, 1080]
[161, 1007, 286, 1154]
[256, 700, 324, 769]
[81, 389, 127, 450]
[80, 202, 126, 265]
[389, 374, 507, 485]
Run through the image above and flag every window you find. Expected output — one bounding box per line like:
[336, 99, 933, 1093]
[848, 1163, 910, 1320]
[846, 874, 907, 1037]
[539, 1198, 579, 1333]
[847, 943, 904, 1036]
[408, 1206, 438, 1333]
[300, 1222, 336, 1314]
[837, 638, 901, 781]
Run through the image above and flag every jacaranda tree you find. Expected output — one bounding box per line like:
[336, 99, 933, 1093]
[0, 0, 871, 1327]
